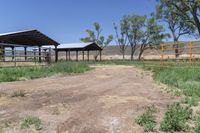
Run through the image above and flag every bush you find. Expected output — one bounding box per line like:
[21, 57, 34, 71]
[135, 105, 158, 132]
[20, 116, 42, 130]
[160, 102, 192, 132]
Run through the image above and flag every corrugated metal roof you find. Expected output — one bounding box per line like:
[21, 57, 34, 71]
[58, 42, 93, 49]
[46, 42, 102, 51]
[0, 29, 34, 36]
[0, 29, 59, 46]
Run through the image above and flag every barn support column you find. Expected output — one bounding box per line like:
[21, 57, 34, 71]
[55, 45, 58, 62]
[76, 50, 78, 61]
[48, 48, 52, 64]
[11, 47, 14, 61]
[82, 51, 84, 61]
[66, 50, 68, 61]
[69, 50, 71, 61]
[87, 50, 89, 61]
[24, 47, 27, 61]
[33, 49, 36, 63]
[2, 47, 5, 61]
[39, 46, 41, 62]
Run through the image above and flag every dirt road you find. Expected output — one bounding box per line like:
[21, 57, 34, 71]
[0, 65, 177, 133]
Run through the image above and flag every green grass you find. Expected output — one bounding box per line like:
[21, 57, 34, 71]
[160, 102, 192, 132]
[20, 116, 42, 130]
[135, 105, 158, 132]
[0, 61, 92, 82]
[181, 97, 199, 107]
[140, 63, 200, 97]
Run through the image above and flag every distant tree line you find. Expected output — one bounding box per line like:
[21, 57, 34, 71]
[81, 0, 200, 60]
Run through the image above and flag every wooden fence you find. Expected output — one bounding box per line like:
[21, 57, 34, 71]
[142, 41, 200, 65]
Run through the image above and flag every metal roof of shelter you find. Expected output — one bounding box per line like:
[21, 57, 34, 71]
[0, 30, 59, 47]
[55, 42, 102, 51]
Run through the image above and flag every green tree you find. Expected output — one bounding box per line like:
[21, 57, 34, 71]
[80, 22, 113, 60]
[156, 0, 195, 57]
[138, 17, 168, 60]
[121, 15, 146, 60]
[80, 22, 113, 49]
[158, 0, 200, 36]
[113, 22, 129, 60]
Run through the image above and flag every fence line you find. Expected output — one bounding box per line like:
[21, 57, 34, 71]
[142, 40, 200, 65]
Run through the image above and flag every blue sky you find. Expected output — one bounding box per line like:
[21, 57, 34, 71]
[0, 0, 159, 44]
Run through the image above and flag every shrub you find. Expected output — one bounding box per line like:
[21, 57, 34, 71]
[160, 102, 192, 132]
[135, 105, 158, 132]
[20, 116, 42, 130]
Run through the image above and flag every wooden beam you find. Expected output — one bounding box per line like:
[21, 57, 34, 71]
[11, 47, 14, 61]
[87, 50, 89, 61]
[82, 51, 84, 61]
[66, 50, 68, 61]
[24, 47, 27, 61]
[55, 45, 58, 62]
[2, 47, 5, 61]
[69, 50, 71, 61]
[33, 49, 36, 62]
[76, 50, 78, 61]
[39, 46, 41, 62]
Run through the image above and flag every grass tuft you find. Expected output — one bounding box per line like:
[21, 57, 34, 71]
[20, 116, 42, 130]
[135, 105, 158, 132]
[160, 102, 192, 132]
[181, 97, 199, 107]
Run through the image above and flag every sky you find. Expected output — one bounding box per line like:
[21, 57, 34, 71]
[0, 0, 159, 44]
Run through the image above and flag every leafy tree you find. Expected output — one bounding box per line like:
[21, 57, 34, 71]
[156, 0, 195, 57]
[121, 15, 146, 60]
[138, 17, 168, 60]
[113, 22, 129, 60]
[158, 0, 200, 36]
[80, 22, 113, 60]
[81, 22, 113, 49]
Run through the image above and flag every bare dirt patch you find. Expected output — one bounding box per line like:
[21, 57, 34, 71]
[0, 65, 177, 133]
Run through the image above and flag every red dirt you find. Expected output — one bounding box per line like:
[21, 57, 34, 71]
[0, 65, 177, 133]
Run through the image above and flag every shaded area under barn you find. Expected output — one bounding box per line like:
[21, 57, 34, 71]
[54, 42, 102, 61]
[0, 30, 59, 66]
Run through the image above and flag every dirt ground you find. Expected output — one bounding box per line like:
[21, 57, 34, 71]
[0, 65, 177, 133]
